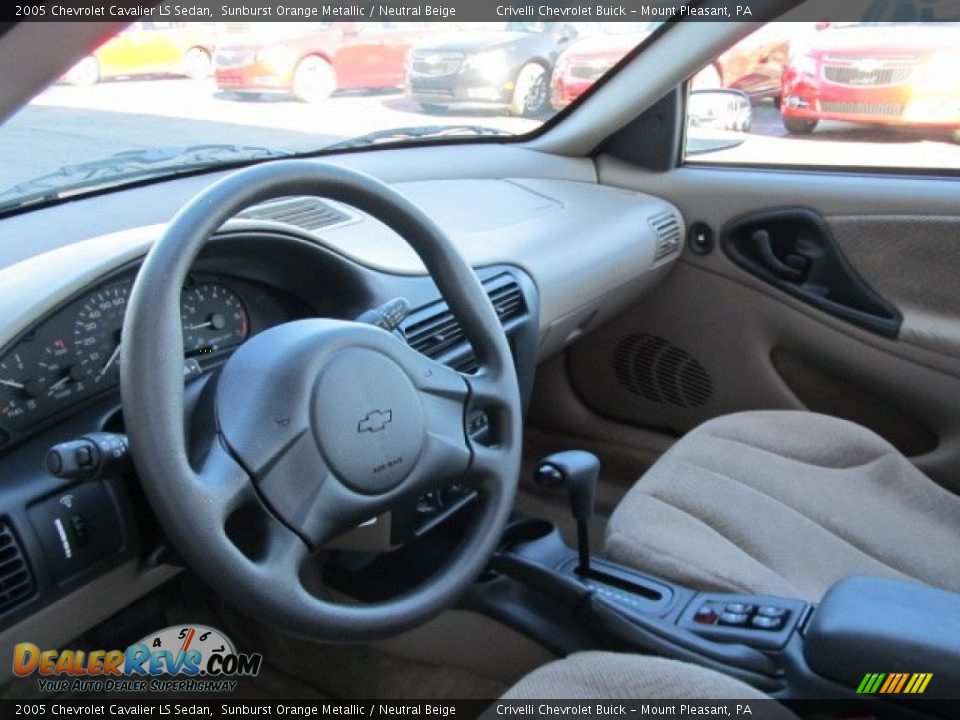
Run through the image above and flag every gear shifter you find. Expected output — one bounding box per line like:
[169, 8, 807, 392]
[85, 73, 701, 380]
[536, 450, 600, 577]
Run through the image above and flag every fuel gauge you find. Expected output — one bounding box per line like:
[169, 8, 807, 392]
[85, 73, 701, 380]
[0, 352, 44, 427]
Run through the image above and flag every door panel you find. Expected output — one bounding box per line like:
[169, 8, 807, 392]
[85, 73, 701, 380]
[563, 161, 960, 488]
[829, 216, 960, 360]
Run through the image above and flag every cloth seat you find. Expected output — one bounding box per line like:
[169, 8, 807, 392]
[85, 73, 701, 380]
[605, 411, 960, 602]
[501, 651, 795, 717]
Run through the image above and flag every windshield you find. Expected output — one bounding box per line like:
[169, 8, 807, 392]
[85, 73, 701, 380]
[0, 20, 661, 213]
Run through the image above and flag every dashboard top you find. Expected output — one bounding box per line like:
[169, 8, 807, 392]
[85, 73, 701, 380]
[0, 147, 682, 366]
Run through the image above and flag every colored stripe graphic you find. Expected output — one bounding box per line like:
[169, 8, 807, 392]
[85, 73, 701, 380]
[879, 674, 895, 693]
[892, 673, 909, 693]
[857, 672, 932, 694]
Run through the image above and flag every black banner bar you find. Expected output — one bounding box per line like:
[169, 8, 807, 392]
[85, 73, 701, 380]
[0, 698, 959, 719]
[7, 0, 960, 23]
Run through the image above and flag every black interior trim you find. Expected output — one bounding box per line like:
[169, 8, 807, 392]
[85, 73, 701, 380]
[596, 86, 684, 171]
[721, 207, 903, 338]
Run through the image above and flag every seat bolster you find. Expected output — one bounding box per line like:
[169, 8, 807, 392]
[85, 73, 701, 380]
[605, 411, 960, 601]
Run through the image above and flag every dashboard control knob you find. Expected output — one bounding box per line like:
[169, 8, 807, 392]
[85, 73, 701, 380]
[46, 432, 132, 481]
[356, 297, 411, 334]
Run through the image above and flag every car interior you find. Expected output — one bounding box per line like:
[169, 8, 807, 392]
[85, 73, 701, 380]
[1, 3, 960, 715]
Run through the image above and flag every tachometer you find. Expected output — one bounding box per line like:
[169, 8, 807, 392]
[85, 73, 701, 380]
[180, 283, 249, 355]
[73, 282, 130, 385]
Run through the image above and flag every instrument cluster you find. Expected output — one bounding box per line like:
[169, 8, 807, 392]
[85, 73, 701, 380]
[0, 273, 252, 434]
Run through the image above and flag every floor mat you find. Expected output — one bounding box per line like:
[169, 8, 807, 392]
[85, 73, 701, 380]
[218, 607, 508, 700]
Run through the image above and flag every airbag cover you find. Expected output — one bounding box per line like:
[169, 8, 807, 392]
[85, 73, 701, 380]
[312, 348, 425, 494]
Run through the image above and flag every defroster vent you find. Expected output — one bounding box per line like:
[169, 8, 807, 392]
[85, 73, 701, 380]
[238, 196, 355, 231]
[0, 523, 33, 614]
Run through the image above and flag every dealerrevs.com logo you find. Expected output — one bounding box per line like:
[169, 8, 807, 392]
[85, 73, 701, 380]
[13, 625, 263, 694]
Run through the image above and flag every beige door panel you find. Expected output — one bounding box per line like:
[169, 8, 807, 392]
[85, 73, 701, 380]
[565, 260, 960, 489]
[597, 160, 960, 367]
[830, 216, 960, 361]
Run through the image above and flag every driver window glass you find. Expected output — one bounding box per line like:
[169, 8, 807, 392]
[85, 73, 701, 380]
[683, 20, 960, 172]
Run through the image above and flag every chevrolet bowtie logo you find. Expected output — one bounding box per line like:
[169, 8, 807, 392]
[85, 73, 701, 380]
[358, 409, 393, 433]
[852, 59, 882, 73]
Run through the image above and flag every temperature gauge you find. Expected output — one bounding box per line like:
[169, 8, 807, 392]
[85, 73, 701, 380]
[181, 283, 250, 355]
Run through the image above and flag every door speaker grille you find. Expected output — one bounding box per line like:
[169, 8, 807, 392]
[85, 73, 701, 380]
[612, 334, 712, 408]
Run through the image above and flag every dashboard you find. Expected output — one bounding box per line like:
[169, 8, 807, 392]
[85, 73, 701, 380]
[0, 145, 683, 675]
[0, 270, 295, 445]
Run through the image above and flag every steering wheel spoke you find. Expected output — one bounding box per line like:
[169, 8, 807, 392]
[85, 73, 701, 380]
[194, 437, 259, 523]
[258, 515, 311, 576]
[466, 370, 505, 408]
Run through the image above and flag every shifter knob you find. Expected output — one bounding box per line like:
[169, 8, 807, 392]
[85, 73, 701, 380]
[536, 451, 600, 576]
[537, 450, 600, 521]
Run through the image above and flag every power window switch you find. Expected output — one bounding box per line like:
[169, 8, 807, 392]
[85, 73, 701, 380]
[756, 605, 787, 619]
[750, 614, 783, 631]
[719, 612, 750, 626]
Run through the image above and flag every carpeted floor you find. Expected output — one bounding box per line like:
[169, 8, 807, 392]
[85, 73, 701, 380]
[217, 607, 508, 699]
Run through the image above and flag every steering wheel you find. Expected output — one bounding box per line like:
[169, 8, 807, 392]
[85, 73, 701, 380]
[120, 161, 522, 641]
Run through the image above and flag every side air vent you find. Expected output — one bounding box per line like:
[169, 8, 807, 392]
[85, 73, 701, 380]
[238, 196, 354, 232]
[403, 274, 526, 368]
[650, 211, 682, 262]
[613, 333, 712, 408]
[0, 523, 33, 614]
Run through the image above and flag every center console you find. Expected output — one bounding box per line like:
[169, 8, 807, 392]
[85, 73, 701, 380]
[490, 514, 805, 692]
[466, 450, 960, 716]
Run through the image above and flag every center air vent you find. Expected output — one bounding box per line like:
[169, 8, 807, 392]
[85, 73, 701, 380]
[0, 523, 33, 614]
[613, 333, 712, 408]
[650, 211, 682, 262]
[238, 196, 354, 232]
[403, 274, 526, 368]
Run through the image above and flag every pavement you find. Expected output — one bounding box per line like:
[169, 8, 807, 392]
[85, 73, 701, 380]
[2, 76, 959, 192]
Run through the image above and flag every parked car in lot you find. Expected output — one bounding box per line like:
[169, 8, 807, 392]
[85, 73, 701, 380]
[551, 22, 808, 110]
[63, 22, 216, 86]
[780, 22, 960, 137]
[406, 22, 581, 117]
[214, 22, 433, 103]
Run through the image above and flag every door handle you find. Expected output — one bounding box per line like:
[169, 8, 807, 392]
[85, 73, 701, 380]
[722, 208, 902, 337]
[751, 229, 809, 282]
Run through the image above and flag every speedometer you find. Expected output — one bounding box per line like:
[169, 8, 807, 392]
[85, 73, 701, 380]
[180, 283, 249, 355]
[73, 282, 130, 385]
